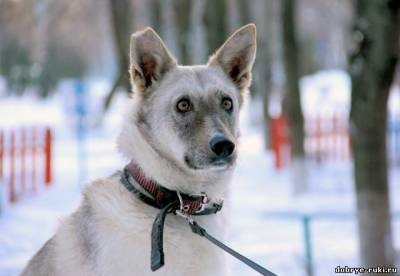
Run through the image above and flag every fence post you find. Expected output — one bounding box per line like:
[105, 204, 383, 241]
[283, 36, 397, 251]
[302, 215, 313, 276]
[271, 117, 282, 169]
[32, 127, 37, 192]
[315, 115, 322, 163]
[74, 80, 88, 186]
[44, 127, 52, 186]
[340, 114, 348, 161]
[271, 115, 290, 169]
[21, 128, 26, 192]
[9, 130, 16, 203]
[332, 113, 338, 160]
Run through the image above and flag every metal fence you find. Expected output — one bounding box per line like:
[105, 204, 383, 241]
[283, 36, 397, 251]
[263, 211, 400, 276]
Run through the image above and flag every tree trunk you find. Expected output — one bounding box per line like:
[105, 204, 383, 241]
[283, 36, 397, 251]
[282, 0, 307, 194]
[226, 0, 240, 33]
[249, 0, 273, 146]
[160, 0, 179, 58]
[174, 0, 192, 64]
[282, 0, 305, 158]
[104, 0, 132, 110]
[189, 0, 207, 64]
[205, 0, 226, 56]
[132, 0, 152, 29]
[237, 0, 251, 26]
[349, 0, 400, 269]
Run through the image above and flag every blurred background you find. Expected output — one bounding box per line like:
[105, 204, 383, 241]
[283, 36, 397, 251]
[0, 0, 399, 275]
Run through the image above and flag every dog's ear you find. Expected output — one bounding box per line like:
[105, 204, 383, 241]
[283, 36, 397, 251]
[130, 27, 177, 93]
[208, 24, 256, 93]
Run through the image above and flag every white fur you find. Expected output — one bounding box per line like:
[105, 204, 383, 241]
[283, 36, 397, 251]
[22, 24, 257, 276]
[49, 176, 228, 276]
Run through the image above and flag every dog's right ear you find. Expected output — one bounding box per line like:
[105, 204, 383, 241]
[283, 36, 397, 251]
[130, 27, 177, 93]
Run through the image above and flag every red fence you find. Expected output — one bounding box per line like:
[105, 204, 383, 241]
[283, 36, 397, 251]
[304, 114, 350, 163]
[270, 115, 290, 169]
[0, 127, 53, 204]
[271, 113, 400, 169]
[270, 113, 350, 169]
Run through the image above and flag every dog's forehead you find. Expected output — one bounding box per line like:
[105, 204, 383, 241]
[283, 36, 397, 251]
[162, 65, 237, 98]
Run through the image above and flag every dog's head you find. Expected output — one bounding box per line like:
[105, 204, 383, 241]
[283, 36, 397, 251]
[118, 25, 256, 191]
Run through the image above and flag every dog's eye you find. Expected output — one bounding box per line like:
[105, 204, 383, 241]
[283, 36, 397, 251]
[176, 99, 192, 113]
[222, 98, 233, 112]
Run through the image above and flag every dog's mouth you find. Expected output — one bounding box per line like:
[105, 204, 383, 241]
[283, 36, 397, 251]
[184, 155, 235, 171]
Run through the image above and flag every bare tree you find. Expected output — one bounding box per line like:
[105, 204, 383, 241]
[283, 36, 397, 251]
[226, 0, 240, 33]
[349, 0, 400, 269]
[248, 0, 273, 146]
[104, 0, 133, 110]
[160, 0, 179, 58]
[205, 0, 226, 56]
[133, 0, 153, 29]
[282, 0, 307, 193]
[174, 0, 192, 64]
[189, 0, 207, 64]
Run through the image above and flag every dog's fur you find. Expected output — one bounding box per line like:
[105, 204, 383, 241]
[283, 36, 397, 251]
[22, 24, 256, 276]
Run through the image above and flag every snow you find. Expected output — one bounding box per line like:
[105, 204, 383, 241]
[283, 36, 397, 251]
[0, 96, 62, 129]
[300, 70, 351, 116]
[0, 71, 399, 276]
[389, 87, 400, 115]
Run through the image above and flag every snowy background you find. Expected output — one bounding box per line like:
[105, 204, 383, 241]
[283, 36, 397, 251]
[0, 72, 399, 276]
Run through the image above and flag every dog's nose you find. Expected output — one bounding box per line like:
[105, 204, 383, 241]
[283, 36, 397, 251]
[209, 134, 235, 158]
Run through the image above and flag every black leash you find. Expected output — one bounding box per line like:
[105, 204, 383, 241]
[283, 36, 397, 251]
[150, 202, 176, 271]
[187, 219, 277, 276]
[152, 207, 277, 275]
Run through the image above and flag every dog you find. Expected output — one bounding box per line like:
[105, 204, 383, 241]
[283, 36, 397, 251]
[22, 24, 256, 276]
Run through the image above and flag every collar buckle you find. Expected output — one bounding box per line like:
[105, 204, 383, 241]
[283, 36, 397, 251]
[196, 193, 209, 213]
[178, 191, 211, 215]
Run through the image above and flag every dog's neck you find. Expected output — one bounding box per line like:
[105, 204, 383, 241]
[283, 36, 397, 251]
[117, 100, 233, 199]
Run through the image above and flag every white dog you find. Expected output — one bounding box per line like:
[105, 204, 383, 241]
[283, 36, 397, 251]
[22, 24, 256, 276]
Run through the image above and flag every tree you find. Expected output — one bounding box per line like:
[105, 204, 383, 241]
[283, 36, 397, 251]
[174, 0, 192, 64]
[189, 0, 207, 64]
[281, 0, 307, 193]
[104, 0, 133, 110]
[349, 0, 400, 269]
[205, 0, 226, 57]
[159, 0, 179, 59]
[250, 0, 273, 147]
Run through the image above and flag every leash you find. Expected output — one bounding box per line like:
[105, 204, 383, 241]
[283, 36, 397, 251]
[185, 216, 277, 276]
[151, 203, 277, 276]
[120, 163, 277, 275]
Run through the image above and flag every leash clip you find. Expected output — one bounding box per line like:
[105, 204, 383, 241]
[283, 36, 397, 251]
[175, 210, 193, 222]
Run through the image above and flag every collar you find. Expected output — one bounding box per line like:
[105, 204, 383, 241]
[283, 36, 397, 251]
[120, 161, 223, 271]
[119, 162, 274, 275]
[120, 161, 223, 216]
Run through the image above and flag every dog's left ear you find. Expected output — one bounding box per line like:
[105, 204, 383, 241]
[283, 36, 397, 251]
[208, 24, 257, 93]
[130, 27, 177, 93]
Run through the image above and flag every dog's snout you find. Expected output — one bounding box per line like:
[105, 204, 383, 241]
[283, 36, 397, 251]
[209, 134, 235, 158]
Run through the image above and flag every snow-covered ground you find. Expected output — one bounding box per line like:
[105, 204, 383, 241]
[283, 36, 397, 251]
[0, 76, 399, 276]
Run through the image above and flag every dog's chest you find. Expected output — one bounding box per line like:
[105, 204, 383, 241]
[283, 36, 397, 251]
[94, 209, 227, 276]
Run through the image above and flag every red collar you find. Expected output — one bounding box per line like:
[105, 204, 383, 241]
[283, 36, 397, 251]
[123, 161, 222, 215]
